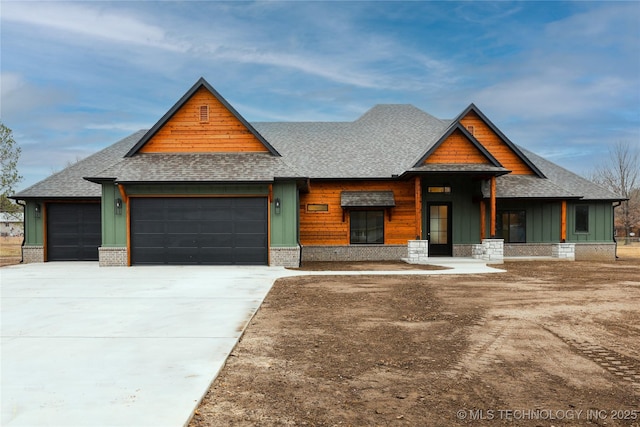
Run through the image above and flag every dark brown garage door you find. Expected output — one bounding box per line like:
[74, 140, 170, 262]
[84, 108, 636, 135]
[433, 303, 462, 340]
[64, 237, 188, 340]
[130, 197, 268, 265]
[47, 203, 101, 261]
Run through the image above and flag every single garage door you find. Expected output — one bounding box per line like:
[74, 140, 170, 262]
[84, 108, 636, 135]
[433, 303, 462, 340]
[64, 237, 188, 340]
[47, 203, 101, 261]
[130, 197, 268, 265]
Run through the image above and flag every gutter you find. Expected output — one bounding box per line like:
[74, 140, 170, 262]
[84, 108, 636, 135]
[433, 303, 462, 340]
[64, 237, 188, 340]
[613, 201, 622, 259]
[16, 200, 26, 264]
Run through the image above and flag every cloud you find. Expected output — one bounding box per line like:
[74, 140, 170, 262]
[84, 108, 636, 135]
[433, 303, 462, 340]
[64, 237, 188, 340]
[1, 2, 188, 52]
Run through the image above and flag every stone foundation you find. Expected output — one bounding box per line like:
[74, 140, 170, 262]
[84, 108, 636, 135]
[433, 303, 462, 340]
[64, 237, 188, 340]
[504, 243, 553, 257]
[98, 247, 128, 267]
[575, 242, 617, 261]
[22, 245, 44, 263]
[406, 240, 429, 264]
[301, 245, 407, 262]
[270, 246, 301, 267]
[472, 239, 504, 264]
[552, 243, 575, 260]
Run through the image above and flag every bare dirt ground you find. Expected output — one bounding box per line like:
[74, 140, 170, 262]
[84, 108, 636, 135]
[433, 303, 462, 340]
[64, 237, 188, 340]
[0, 236, 22, 267]
[191, 252, 640, 426]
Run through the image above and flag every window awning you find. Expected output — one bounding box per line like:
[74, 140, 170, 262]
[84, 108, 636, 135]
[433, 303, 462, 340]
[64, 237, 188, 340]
[340, 191, 396, 208]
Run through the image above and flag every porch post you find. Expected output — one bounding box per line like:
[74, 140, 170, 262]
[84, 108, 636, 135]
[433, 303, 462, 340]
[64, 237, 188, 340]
[490, 176, 496, 237]
[480, 200, 486, 240]
[561, 200, 567, 242]
[414, 176, 422, 239]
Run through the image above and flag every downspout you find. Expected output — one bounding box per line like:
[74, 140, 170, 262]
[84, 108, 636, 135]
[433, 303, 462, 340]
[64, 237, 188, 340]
[613, 201, 622, 259]
[16, 200, 26, 264]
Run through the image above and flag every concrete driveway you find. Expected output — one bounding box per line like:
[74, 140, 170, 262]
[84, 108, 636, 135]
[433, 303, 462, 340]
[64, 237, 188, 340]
[1, 259, 501, 427]
[1, 263, 295, 427]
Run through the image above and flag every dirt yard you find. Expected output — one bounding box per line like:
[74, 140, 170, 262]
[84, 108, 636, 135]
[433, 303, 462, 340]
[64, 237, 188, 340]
[0, 236, 22, 267]
[190, 254, 640, 426]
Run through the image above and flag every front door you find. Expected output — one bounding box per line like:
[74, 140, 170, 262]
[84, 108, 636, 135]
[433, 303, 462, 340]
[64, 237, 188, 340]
[427, 202, 452, 256]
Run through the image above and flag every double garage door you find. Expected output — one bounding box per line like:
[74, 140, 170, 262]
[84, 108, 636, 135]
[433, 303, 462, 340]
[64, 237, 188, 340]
[130, 197, 268, 265]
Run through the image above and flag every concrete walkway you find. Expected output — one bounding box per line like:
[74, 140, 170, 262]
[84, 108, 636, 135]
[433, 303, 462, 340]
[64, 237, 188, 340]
[1, 259, 502, 427]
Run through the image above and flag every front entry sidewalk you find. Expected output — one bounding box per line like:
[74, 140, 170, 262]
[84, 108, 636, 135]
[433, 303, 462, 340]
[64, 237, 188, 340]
[1, 259, 502, 427]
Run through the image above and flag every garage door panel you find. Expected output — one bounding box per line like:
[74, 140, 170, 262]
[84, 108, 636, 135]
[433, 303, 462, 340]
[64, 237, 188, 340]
[47, 203, 101, 261]
[131, 197, 267, 265]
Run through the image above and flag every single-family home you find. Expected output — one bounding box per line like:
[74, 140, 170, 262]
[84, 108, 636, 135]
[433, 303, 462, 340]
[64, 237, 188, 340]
[12, 78, 623, 266]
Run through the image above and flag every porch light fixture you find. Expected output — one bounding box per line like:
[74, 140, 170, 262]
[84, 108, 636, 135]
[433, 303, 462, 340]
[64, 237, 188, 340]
[115, 198, 123, 215]
[34, 204, 41, 218]
[274, 198, 281, 214]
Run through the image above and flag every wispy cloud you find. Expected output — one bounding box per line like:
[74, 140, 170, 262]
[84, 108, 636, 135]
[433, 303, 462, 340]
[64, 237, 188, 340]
[2, 2, 188, 52]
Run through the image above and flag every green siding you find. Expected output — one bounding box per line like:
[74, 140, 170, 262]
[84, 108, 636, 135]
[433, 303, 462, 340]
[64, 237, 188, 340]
[101, 184, 127, 247]
[422, 177, 482, 244]
[567, 202, 613, 242]
[270, 181, 298, 247]
[24, 200, 44, 245]
[124, 184, 269, 195]
[107, 182, 298, 248]
[496, 200, 561, 243]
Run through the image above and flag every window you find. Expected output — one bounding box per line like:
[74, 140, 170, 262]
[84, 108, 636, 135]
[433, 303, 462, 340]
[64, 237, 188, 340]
[575, 205, 589, 233]
[199, 105, 209, 122]
[307, 204, 328, 212]
[427, 186, 451, 193]
[467, 125, 475, 135]
[497, 210, 526, 243]
[350, 210, 384, 244]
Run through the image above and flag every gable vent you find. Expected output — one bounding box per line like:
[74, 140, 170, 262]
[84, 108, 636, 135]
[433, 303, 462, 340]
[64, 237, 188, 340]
[467, 125, 475, 135]
[199, 105, 209, 122]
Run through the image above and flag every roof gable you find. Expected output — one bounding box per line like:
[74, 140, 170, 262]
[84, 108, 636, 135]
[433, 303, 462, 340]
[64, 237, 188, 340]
[126, 78, 279, 157]
[413, 123, 502, 167]
[456, 104, 545, 177]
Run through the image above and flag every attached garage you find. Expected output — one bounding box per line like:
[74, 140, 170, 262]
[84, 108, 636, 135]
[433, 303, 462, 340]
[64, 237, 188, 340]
[46, 203, 101, 261]
[130, 197, 268, 265]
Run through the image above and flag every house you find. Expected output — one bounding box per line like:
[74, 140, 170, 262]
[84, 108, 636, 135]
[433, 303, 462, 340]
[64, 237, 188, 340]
[0, 212, 24, 237]
[12, 78, 623, 266]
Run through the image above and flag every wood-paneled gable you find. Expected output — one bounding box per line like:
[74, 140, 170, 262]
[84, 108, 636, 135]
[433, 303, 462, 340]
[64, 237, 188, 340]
[139, 87, 270, 154]
[299, 181, 418, 245]
[460, 111, 535, 175]
[424, 129, 491, 164]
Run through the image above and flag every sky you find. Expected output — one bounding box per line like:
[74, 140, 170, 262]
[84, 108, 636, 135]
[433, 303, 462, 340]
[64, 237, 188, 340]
[1, 1, 639, 192]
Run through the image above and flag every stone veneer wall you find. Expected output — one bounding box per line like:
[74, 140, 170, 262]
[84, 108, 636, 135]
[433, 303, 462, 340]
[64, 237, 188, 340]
[22, 245, 44, 263]
[301, 245, 408, 262]
[98, 247, 128, 267]
[406, 240, 428, 264]
[270, 246, 301, 267]
[504, 244, 554, 257]
[574, 243, 616, 261]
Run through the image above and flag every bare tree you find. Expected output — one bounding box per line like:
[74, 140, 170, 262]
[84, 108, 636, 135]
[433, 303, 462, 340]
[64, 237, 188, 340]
[0, 122, 23, 213]
[592, 141, 640, 244]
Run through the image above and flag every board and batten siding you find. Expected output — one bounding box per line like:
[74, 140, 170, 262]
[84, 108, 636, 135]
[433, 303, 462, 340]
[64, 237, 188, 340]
[139, 87, 270, 154]
[460, 111, 535, 175]
[299, 181, 417, 245]
[566, 202, 614, 242]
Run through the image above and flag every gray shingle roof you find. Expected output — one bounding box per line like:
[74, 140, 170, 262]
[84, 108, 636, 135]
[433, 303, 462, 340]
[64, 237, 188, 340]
[13, 103, 624, 202]
[517, 147, 622, 200]
[340, 191, 396, 207]
[89, 153, 302, 183]
[254, 104, 449, 178]
[408, 163, 509, 174]
[13, 131, 146, 199]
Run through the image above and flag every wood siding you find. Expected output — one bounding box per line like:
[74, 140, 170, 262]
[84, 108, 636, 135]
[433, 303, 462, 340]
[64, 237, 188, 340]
[299, 181, 418, 245]
[425, 129, 490, 164]
[139, 87, 270, 153]
[460, 111, 535, 175]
